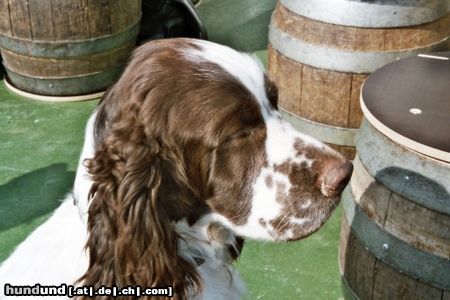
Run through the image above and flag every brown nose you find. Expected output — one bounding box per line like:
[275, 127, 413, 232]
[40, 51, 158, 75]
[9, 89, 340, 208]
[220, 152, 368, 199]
[320, 161, 353, 197]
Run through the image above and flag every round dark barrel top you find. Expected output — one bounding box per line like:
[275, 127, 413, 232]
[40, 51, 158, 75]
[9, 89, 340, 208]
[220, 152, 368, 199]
[361, 52, 450, 163]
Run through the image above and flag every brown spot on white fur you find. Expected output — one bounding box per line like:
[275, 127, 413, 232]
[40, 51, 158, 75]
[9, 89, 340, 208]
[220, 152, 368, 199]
[264, 175, 273, 188]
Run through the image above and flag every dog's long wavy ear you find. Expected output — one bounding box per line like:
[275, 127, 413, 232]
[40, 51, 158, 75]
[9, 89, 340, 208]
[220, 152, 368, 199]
[77, 102, 200, 299]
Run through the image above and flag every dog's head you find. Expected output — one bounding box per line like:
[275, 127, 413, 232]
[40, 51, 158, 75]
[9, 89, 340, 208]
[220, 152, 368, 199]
[81, 39, 352, 298]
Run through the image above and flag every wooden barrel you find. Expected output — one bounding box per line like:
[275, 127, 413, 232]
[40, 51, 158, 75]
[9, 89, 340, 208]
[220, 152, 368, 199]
[0, 0, 141, 98]
[339, 54, 450, 299]
[268, 0, 450, 159]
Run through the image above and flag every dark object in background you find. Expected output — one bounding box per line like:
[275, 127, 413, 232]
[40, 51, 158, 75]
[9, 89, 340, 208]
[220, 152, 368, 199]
[195, 0, 277, 52]
[138, 0, 207, 43]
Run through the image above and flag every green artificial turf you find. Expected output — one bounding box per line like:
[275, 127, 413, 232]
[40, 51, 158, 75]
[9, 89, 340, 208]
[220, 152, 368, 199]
[0, 82, 97, 261]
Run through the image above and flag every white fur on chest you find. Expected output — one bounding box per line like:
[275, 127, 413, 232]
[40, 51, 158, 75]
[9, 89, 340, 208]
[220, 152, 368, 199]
[0, 195, 244, 300]
[176, 220, 245, 299]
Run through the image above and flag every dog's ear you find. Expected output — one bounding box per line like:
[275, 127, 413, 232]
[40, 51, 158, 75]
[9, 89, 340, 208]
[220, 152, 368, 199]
[77, 101, 200, 299]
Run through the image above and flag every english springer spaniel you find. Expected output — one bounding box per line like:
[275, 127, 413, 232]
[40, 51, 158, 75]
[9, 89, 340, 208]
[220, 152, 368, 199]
[0, 39, 352, 299]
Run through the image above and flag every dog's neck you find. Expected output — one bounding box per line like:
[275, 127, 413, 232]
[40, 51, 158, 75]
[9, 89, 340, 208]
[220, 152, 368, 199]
[175, 217, 246, 299]
[176, 217, 241, 268]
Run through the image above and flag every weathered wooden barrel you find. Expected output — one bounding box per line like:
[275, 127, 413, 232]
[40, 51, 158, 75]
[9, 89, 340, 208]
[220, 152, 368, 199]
[0, 0, 141, 99]
[268, 0, 450, 159]
[339, 54, 450, 299]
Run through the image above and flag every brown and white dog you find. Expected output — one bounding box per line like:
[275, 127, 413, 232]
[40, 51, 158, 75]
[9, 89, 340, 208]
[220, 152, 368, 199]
[0, 39, 352, 299]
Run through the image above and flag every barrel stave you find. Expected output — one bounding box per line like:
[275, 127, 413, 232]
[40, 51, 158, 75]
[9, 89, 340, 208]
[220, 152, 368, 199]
[352, 155, 450, 259]
[300, 65, 354, 127]
[51, 0, 91, 40]
[28, 0, 54, 40]
[339, 217, 377, 300]
[87, 0, 113, 36]
[340, 218, 445, 300]
[8, 0, 32, 39]
[109, 0, 142, 33]
[269, 46, 367, 129]
[0, 1, 12, 36]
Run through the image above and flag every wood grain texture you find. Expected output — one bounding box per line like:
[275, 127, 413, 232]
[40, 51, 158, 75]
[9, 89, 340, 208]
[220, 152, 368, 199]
[52, 0, 90, 40]
[338, 217, 350, 275]
[8, 0, 32, 39]
[109, 0, 141, 33]
[269, 47, 358, 159]
[340, 217, 376, 300]
[300, 64, 351, 127]
[340, 217, 447, 300]
[348, 75, 366, 128]
[1, 42, 134, 77]
[384, 192, 450, 259]
[0, 1, 12, 36]
[274, 4, 450, 52]
[109, 0, 130, 33]
[28, 0, 54, 40]
[87, 0, 111, 36]
[267, 44, 278, 83]
[351, 155, 450, 259]
[351, 156, 391, 227]
[268, 47, 365, 129]
[276, 47, 302, 115]
[372, 258, 443, 300]
[269, 46, 359, 159]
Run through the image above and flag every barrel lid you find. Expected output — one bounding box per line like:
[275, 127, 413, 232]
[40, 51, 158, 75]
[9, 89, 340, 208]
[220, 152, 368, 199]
[361, 52, 450, 163]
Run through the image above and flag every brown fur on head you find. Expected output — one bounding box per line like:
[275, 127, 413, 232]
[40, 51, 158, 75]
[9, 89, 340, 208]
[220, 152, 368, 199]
[78, 42, 209, 299]
[77, 38, 352, 299]
[77, 39, 263, 299]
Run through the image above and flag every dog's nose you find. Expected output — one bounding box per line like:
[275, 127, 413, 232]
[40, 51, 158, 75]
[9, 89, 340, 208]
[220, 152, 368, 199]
[319, 161, 353, 197]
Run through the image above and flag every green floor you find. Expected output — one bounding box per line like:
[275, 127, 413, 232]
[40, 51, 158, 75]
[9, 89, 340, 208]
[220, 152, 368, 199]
[0, 1, 344, 299]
